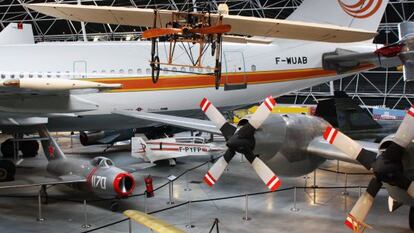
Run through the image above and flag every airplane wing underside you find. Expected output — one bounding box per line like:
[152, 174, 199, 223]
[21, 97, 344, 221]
[0, 174, 86, 189]
[113, 110, 222, 135]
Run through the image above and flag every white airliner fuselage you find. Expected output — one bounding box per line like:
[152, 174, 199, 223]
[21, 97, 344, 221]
[0, 40, 377, 131]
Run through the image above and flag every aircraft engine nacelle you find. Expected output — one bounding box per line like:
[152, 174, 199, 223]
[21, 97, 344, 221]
[250, 114, 330, 177]
[87, 167, 136, 198]
[80, 129, 135, 146]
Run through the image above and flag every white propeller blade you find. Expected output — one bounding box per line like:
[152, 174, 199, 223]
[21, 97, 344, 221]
[251, 157, 281, 191]
[248, 96, 276, 129]
[204, 154, 230, 187]
[324, 126, 363, 161]
[200, 98, 227, 129]
[393, 105, 414, 148]
[345, 178, 381, 230]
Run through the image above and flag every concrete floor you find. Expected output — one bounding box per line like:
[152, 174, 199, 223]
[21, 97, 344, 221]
[0, 136, 412, 233]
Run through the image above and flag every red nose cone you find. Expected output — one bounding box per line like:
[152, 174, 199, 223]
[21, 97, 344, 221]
[113, 173, 135, 197]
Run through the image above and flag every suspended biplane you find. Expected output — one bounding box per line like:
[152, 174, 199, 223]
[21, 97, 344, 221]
[26, 2, 378, 89]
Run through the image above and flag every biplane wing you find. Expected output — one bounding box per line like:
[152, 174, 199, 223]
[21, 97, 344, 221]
[124, 210, 186, 233]
[26, 3, 377, 43]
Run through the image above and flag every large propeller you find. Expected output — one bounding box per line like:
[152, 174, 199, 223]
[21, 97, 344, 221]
[323, 104, 414, 230]
[200, 96, 281, 191]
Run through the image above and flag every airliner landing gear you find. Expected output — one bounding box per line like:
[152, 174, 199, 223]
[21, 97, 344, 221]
[1, 139, 15, 158]
[110, 200, 119, 212]
[20, 141, 39, 158]
[0, 159, 15, 182]
[0, 139, 39, 158]
[409, 207, 414, 230]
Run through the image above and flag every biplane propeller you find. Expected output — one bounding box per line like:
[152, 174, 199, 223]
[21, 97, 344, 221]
[26, 2, 379, 90]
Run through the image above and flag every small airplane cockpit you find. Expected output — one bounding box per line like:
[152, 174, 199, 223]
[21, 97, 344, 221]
[91, 156, 115, 168]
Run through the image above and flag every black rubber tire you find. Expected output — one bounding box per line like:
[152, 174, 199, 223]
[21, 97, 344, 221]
[151, 55, 160, 83]
[20, 140, 39, 158]
[1, 139, 14, 159]
[410, 207, 414, 230]
[0, 159, 15, 182]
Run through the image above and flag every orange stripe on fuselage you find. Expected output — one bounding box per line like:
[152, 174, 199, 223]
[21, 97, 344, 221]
[86, 65, 374, 92]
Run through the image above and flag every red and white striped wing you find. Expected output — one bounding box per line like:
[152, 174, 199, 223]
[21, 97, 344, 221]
[251, 157, 281, 192]
[394, 105, 414, 148]
[200, 98, 227, 130]
[249, 96, 276, 129]
[323, 126, 363, 161]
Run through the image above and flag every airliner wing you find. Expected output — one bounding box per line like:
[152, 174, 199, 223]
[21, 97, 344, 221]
[26, 3, 377, 43]
[113, 110, 221, 135]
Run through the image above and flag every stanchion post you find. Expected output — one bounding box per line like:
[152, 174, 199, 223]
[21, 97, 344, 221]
[144, 191, 148, 213]
[186, 201, 195, 229]
[184, 173, 192, 192]
[290, 187, 300, 212]
[342, 173, 349, 196]
[242, 194, 251, 221]
[167, 181, 174, 205]
[312, 170, 317, 188]
[336, 160, 340, 173]
[36, 191, 45, 222]
[81, 200, 91, 229]
[128, 218, 132, 233]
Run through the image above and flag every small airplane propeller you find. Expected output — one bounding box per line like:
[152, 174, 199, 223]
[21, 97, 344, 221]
[323, 104, 414, 230]
[200, 96, 281, 191]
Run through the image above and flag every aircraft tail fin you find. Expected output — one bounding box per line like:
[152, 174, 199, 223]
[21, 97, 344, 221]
[0, 23, 34, 44]
[37, 126, 67, 161]
[131, 136, 151, 162]
[315, 91, 381, 131]
[287, 0, 388, 33]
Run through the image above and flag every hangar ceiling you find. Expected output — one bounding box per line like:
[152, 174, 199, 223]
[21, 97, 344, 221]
[0, 0, 413, 108]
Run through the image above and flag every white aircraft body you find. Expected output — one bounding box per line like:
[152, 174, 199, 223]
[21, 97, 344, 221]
[0, 0, 395, 134]
[131, 136, 225, 165]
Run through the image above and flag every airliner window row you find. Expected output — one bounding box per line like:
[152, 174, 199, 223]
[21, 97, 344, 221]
[0, 65, 256, 79]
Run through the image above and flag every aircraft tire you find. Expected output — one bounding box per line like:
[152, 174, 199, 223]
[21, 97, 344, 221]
[1, 139, 14, 158]
[20, 140, 39, 158]
[410, 207, 414, 230]
[0, 159, 15, 182]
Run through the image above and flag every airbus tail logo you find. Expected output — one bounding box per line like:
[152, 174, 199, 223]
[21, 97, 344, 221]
[338, 0, 383, 19]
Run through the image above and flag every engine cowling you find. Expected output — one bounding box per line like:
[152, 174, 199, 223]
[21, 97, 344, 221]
[87, 167, 135, 198]
[80, 129, 135, 146]
[250, 114, 330, 177]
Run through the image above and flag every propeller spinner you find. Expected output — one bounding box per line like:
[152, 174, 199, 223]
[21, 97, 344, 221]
[201, 96, 281, 192]
[323, 105, 414, 230]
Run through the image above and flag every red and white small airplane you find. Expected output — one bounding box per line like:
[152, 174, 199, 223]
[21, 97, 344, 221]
[131, 136, 225, 166]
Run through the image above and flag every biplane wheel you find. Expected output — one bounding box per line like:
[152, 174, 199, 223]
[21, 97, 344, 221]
[0, 159, 15, 182]
[151, 56, 160, 84]
[409, 207, 414, 230]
